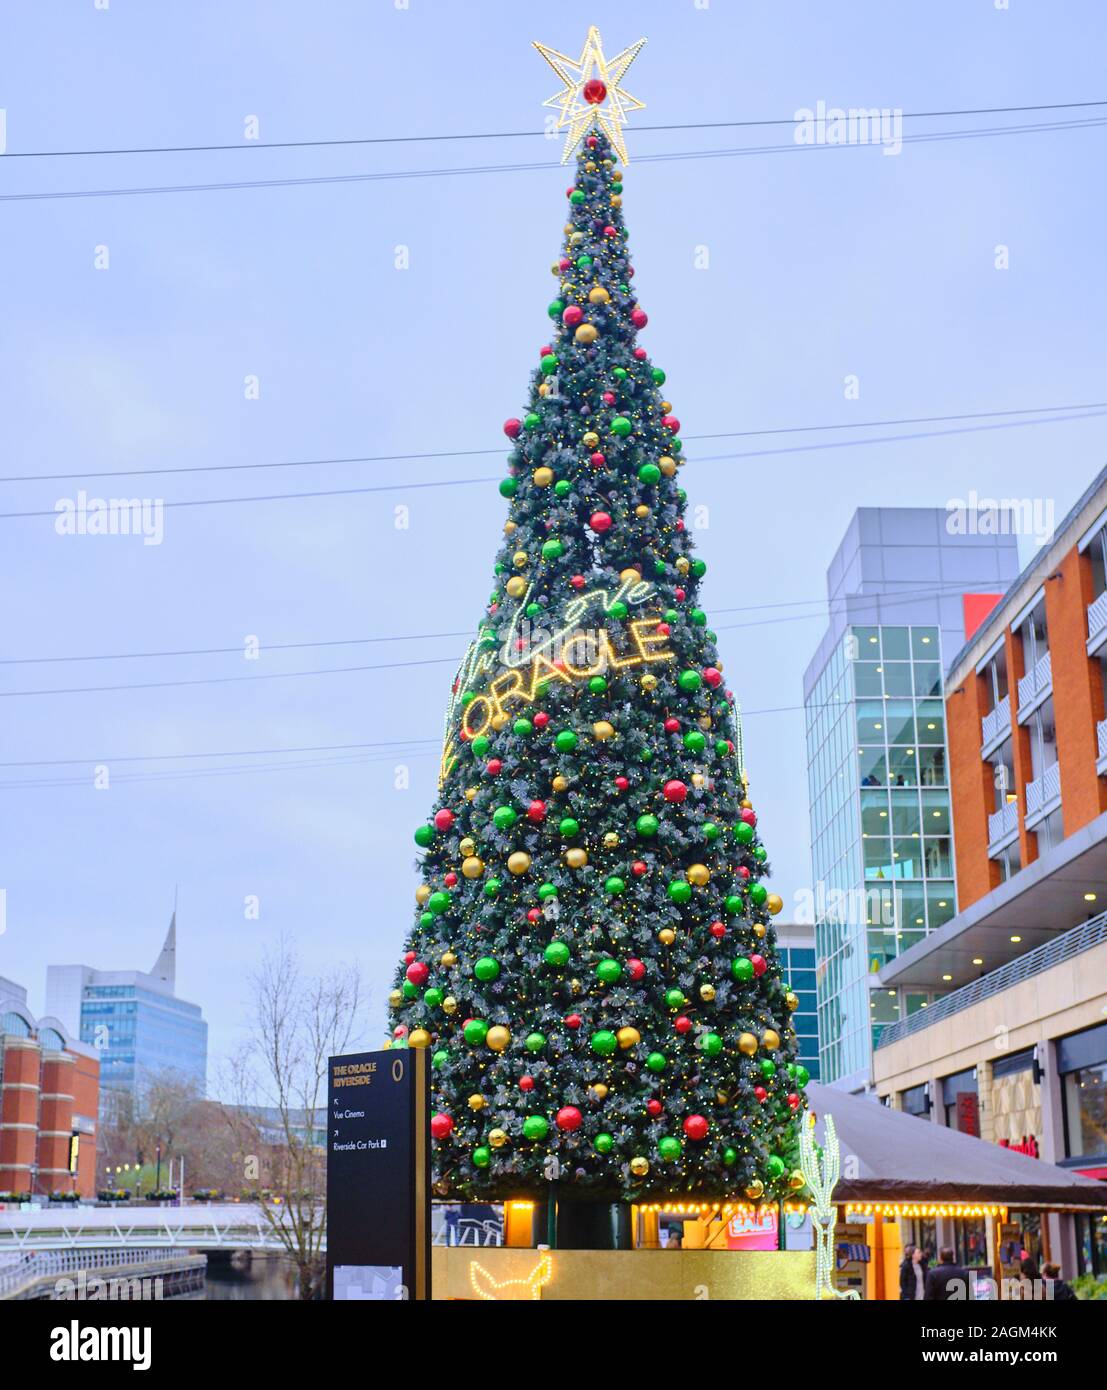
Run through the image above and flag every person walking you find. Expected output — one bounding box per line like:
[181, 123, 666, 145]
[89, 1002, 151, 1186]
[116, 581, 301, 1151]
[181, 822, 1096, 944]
[1042, 1262, 1076, 1301]
[899, 1242, 927, 1301]
[924, 1246, 970, 1300]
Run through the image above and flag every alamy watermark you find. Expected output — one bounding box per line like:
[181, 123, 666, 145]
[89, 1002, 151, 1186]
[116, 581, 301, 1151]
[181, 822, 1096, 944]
[794, 101, 902, 156]
[945, 493, 1055, 547]
[55, 492, 165, 546]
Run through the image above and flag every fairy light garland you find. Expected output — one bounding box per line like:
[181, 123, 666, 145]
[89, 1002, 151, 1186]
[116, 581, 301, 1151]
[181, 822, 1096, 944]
[800, 1113, 859, 1301]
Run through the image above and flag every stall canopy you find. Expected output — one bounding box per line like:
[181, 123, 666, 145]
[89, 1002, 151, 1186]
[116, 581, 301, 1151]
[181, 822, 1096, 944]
[806, 1083, 1106, 1211]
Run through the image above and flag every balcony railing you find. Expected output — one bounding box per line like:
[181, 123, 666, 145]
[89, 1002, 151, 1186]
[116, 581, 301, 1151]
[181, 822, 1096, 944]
[1098, 719, 1107, 774]
[1016, 650, 1052, 717]
[987, 799, 1018, 850]
[981, 693, 1011, 752]
[1025, 760, 1062, 827]
[1087, 590, 1107, 652]
[876, 911, 1107, 1049]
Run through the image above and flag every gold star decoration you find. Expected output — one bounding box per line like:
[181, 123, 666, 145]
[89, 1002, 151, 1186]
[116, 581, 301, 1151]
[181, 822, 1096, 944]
[533, 25, 646, 165]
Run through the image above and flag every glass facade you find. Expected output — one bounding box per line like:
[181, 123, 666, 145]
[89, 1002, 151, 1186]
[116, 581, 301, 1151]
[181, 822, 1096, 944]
[777, 939, 820, 1080]
[79, 984, 207, 1099]
[806, 624, 955, 1083]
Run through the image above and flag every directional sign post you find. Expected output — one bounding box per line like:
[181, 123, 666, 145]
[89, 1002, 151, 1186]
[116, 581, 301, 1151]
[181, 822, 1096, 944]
[326, 1047, 431, 1301]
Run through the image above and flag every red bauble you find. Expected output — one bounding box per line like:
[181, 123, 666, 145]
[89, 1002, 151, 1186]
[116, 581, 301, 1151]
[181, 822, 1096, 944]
[683, 1114, 709, 1141]
[406, 961, 429, 987]
[503, 418, 521, 439]
[664, 717, 680, 733]
[663, 779, 688, 803]
[646, 1098, 663, 1117]
[662, 414, 680, 432]
[519, 1075, 535, 1092]
[527, 800, 547, 823]
[562, 304, 584, 327]
[633, 347, 646, 359]
[430, 1113, 453, 1140]
[589, 511, 613, 534]
[526, 908, 543, 924]
[754, 1086, 768, 1103]
[788, 1093, 801, 1110]
[632, 860, 648, 877]
[674, 1015, 692, 1034]
[656, 622, 671, 637]
[556, 1105, 583, 1132]
[404, 950, 416, 964]
[565, 1013, 582, 1030]
[583, 78, 607, 104]
[590, 452, 606, 468]
[434, 808, 455, 831]
[741, 808, 757, 826]
[737, 865, 750, 880]
[703, 667, 722, 688]
[631, 307, 648, 328]
[627, 958, 646, 981]
[602, 391, 615, 405]
[586, 135, 598, 148]
[709, 921, 726, 939]
[393, 1024, 407, 1038]
[558, 257, 571, 271]
[486, 758, 503, 775]
[676, 519, 685, 532]
[614, 776, 629, 791]
[750, 954, 767, 977]
[533, 711, 550, 730]
[604, 225, 617, 238]
[674, 588, 686, 602]
[444, 872, 458, 888]
[539, 344, 551, 358]
[570, 574, 587, 590]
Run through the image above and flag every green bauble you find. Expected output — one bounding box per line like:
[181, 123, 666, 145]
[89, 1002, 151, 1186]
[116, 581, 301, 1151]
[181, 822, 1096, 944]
[419, 912, 435, 929]
[749, 883, 768, 906]
[499, 478, 518, 499]
[724, 894, 744, 915]
[766, 1155, 786, 1180]
[414, 824, 435, 848]
[473, 1146, 491, 1169]
[558, 817, 580, 838]
[692, 559, 707, 578]
[538, 882, 558, 900]
[668, 880, 692, 904]
[731, 957, 754, 982]
[432, 1050, 448, 1069]
[402, 980, 418, 1000]
[677, 669, 702, 693]
[471, 734, 490, 757]
[664, 987, 685, 1009]
[683, 730, 706, 754]
[483, 878, 502, 898]
[760, 1059, 776, 1079]
[474, 956, 500, 983]
[796, 1065, 810, 1087]
[594, 1133, 614, 1155]
[547, 299, 565, 319]
[734, 821, 755, 845]
[658, 1136, 682, 1161]
[524, 412, 541, 431]
[636, 813, 659, 837]
[652, 367, 666, 384]
[610, 416, 632, 437]
[591, 1030, 618, 1056]
[463, 1019, 489, 1046]
[525, 1032, 547, 1053]
[596, 959, 622, 985]
[609, 600, 628, 620]
[523, 1115, 549, 1141]
[570, 189, 585, 204]
[554, 479, 572, 498]
[513, 718, 534, 738]
[605, 876, 626, 895]
[701, 1032, 723, 1057]
[754, 846, 768, 863]
[492, 806, 518, 831]
[646, 1051, 667, 1073]
[540, 354, 559, 375]
[542, 538, 564, 560]
[428, 891, 450, 915]
[723, 1146, 738, 1166]
[703, 821, 719, 841]
[544, 941, 570, 967]
[424, 988, 443, 1008]
[588, 676, 608, 693]
[638, 462, 661, 485]
[554, 730, 578, 753]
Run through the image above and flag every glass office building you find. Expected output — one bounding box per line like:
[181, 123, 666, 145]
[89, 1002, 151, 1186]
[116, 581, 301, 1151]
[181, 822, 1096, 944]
[774, 923, 820, 1080]
[803, 508, 1020, 1089]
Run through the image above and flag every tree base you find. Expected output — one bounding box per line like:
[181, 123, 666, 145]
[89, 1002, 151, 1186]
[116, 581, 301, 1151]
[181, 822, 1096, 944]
[547, 1194, 632, 1250]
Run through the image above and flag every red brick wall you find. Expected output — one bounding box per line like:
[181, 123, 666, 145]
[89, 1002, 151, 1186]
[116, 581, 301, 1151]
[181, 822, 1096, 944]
[947, 669, 1001, 908]
[1047, 547, 1107, 830]
[0, 1039, 40, 1192]
[37, 1053, 76, 1193]
[72, 1051, 100, 1198]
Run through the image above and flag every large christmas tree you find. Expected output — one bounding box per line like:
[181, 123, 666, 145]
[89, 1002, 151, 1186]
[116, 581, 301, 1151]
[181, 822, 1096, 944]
[389, 30, 808, 1212]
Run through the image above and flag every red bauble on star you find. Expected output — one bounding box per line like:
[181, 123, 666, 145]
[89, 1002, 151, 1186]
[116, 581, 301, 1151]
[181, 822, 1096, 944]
[583, 78, 607, 105]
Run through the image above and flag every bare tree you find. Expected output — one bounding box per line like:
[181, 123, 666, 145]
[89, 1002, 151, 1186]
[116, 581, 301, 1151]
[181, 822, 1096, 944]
[223, 938, 369, 1299]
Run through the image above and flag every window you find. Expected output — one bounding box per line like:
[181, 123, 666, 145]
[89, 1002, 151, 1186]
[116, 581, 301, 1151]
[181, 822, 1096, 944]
[1017, 597, 1049, 672]
[1060, 1023, 1107, 1161]
[980, 646, 1009, 715]
[942, 1067, 979, 1135]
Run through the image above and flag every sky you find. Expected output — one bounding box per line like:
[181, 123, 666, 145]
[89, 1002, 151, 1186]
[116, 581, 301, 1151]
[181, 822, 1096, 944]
[2, 0, 1105, 1089]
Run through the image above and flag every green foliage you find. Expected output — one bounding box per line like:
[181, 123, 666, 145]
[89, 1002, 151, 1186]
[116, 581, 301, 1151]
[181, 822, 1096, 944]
[390, 130, 804, 1204]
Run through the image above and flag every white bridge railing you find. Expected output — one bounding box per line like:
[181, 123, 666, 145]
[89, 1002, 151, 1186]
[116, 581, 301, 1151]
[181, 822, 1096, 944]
[0, 1203, 306, 1254]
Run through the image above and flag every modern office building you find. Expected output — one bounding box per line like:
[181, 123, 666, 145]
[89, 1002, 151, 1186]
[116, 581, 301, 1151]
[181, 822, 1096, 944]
[873, 468, 1107, 1278]
[0, 976, 100, 1197]
[46, 913, 207, 1115]
[803, 507, 1021, 1090]
[774, 923, 821, 1081]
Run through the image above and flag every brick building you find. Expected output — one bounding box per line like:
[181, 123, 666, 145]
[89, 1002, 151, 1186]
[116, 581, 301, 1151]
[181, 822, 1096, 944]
[0, 977, 100, 1198]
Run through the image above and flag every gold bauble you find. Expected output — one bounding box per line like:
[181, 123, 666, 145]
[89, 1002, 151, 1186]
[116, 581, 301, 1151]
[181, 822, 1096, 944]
[789, 1170, 806, 1191]
[507, 851, 531, 876]
[738, 1032, 759, 1056]
[513, 550, 529, 567]
[538, 382, 549, 398]
[767, 893, 784, 916]
[575, 323, 599, 345]
[659, 456, 676, 477]
[488, 1128, 508, 1149]
[641, 673, 658, 692]
[630, 1157, 650, 1177]
[745, 1179, 764, 1201]
[443, 996, 458, 1015]
[700, 984, 716, 1002]
[762, 1029, 781, 1051]
[716, 1090, 728, 1104]
[691, 773, 706, 788]
[784, 991, 800, 1012]
[589, 285, 610, 304]
[752, 923, 766, 939]
[635, 505, 650, 519]
[486, 1025, 511, 1052]
[552, 774, 569, 793]
[408, 1028, 431, 1049]
[603, 832, 619, 849]
[462, 856, 485, 879]
[468, 1094, 485, 1111]
[582, 431, 600, 449]
[570, 978, 583, 995]
[459, 837, 475, 857]
[686, 863, 710, 886]
[533, 467, 554, 488]
[616, 1026, 641, 1050]
[659, 927, 676, 946]
[593, 719, 615, 741]
[619, 567, 641, 583]
[612, 169, 623, 180]
[504, 520, 517, 535]
[415, 884, 431, 906]
[740, 798, 753, 810]
[590, 1083, 609, 1100]
[675, 557, 691, 574]
[660, 400, 672, 413]
[388, 989, 403, 1008]
[699, 715, 713, 730]
[465, 786, 478, 802]
[506, 576, 526, 598]
[565, 847, 588, 869]
[492, 713, 510, 731]
[440, 950, 457, 967]
[570, 231, 584, 245]
[585, 161, 597, 172]
[610, 194, 622, 208]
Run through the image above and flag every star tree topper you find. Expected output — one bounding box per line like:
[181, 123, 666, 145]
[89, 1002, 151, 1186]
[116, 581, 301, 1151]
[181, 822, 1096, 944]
[533, 25, 646, 165]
